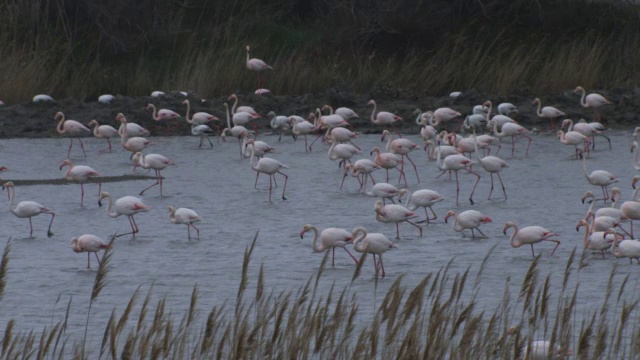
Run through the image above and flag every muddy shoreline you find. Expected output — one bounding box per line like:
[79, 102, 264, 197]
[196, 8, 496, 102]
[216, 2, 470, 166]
[1, 87, 639, 139]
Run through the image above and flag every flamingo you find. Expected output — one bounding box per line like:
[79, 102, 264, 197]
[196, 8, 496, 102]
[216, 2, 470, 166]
[247, 139, 288, 202]
[620, 176, 640, 237]
[427, 108, 462, 131]
[365, 183, 402, 204]
[222, 102, 253, 158]
[182, 99, 220, 140]
[290, 115, 318, 152]
[581, 189, 626, 221]
[131, 152, 175, 197]
[33, 94, 54, 102]
[300, 225, 359, 266]
[435, 147, 481, 206]
[482, 100, 516, 133]
[398, 189, 445, 224]
[322, 104, 359, 120]
[471, 133, 508, 200]
[327, 136, 361, 189]
[169, 206, 202, 240]
[563, 118, 611, 150]
[71, 234, 111, 269]
[490, 118, 532, 157]
[345, 159, 380, 191]
[522, 340, 573, 360]
[328, 127, 359, 148]
[146, 103, 180, 133]
[2, 182, 55, 238]
[532, 98, 565, 130]
[352, 227, 397, 278]
[581, 151, 618, 202]
[610, 229, 640, 264]
[462, 114, 487, 134]
[574, 86, 612, 122]
[576, 219, 615, 259]
[497, 103, 518, 118]
[445, 210, 492, 238]
[381, 130, 420, 184]
[268, 111, 293, 141]
[503, 221, 560, 257]
[116, 114, 153, 160]
[88, 119, 119, 152]
[245, 45, 272, 88]
[557, 129, 589, 159]
[370, 146, 405, 184]
[367, 100, 402, 131]
[116, 113, 150, 137]
[55, 111, 90, 158]
[632, 142, 640, 171]
[60, 159, 101, 207]
[374, 199, 423, 239]
[191, 124, 214, 148]
[228, 94, 260, 116]
[98, 191, 150, 239]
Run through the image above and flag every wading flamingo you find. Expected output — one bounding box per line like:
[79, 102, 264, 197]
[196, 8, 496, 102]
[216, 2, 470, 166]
[55, 112, 90, 158]
[620, 176, 640, 237]
[290, 116, 318, 152]
[169, 206, 202, 240]
[576, 219, 615, 259]
[71, 234, 111, 269]
[183, 99, 220, 140]
[345, 159, 380, 191]
[503, 221, 560, 258]
[246, 46, 272, 88]
[581, 151, 618, 202]
[222, 102, 252, 159]
[490, 118, 532, 157]
[146, 103, 180, 133]
[436, 147, 481, 206]
[532, 98, 565, 130]
[116, 114, 150, 137]
[562, 118, 611, 150]
[398, 189, 445, 224]
[60, 159, 101, 207]
[557, 129, 589, 159]
[228, 94, 260, 116]
[366, 183, 402, 204]
[632, 142, 640, 171]
[116, 114, 153, 160]
[374, 199, 423, 239]
[370, 146, 405, 184]
[352, 227, 397, 278]
[2, 182, 55, 238]
[482, 100, 517, 133]
[300, 224, 359, 267]
[247, 139, 288, 202]
[367, 100, 402, 132]
[268, 111, 293, 141]
[191, 124, 214, 148]
[131, 152, 175, 197]
[322, 104, 359, 120]
[328, 137, 361, 189]
[610, 229, 640, 264]
[427, 107, 462, 131]
[98, 191, 150, 239]
[445, 210, 492, 238]
[574, 86, 612, 122]
[88, 119, 119, 152]
[382, 130, 420, 184]
[472, 134, 508, 200]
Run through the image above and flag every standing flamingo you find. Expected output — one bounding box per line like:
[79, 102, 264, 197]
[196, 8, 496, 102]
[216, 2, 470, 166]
[497, 103, 519, 118]
[246, 45, 272, 89]
[366, 183, 403, 204]
[2, 182, 55, 238]
[345, 159, 380, 191]
[576, 219, 615, 259]
[71, 234, 111, 269]
[370, 146, 405, 184]
[491, 118, 532, 157]
[131, 152, 175, 197]
[503, 221, 560, 257]
[247, 139, 288, 202]
[436, 147, 481, 206]
[472, 134, 508, 200]
[374, 200, 423, 239]
[557, 129, 589, 159]
[367, 100, 402, 132]
[268, 111, 293, 141]
[116, 114, 153, 160]
[300, 224, 359, 266]
[290, 116, 318, 152]
[169, 206, 202, 240]
[98, 191, 150, 239]
[146, 103, 180, 133]
[620, 176, 640, 238]
[191, 124, 215, 148]
[88, 119, 119, 152]
[398, 189, 444, 224]
[562, 118, 611, 150]
[445, 210, 492, 238]
[382, 130, 420, 184]
[532, 98, 565, 130]
[610, 229, 640, 264]
[228, 94, 260, 116]
[574, 86, 612, 122]
[222, 102, 252, 158]
[352, 227, 397, 278]
[183, 99, 220, 141]
[55, 112, 91, 158]
[482, 101, 517, 133]
[427, 108, 463, 131]
[581, 151, 618, 202]
[327, 136, 361, 189]
[60, 159, 101, 207]
[116, 113, 150, 137]
[322, 104, 359, 120]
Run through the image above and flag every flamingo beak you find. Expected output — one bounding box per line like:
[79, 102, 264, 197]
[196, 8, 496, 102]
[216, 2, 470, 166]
[483, 217, 493, 223]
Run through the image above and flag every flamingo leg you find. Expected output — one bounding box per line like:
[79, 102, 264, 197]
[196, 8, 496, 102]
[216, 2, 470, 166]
[304, 134, 309, 152]
[87, 253, 91, 269]
[78, 139, 87, 158]
[529, 243, 536, 257]
[542, 239, 561, 255]
[46, 212, 55, 237]
[268, 174, 273, 202]
[465, 167, 481, 205]
[595, 134, 611, 150]
[386, 168, 390, 182]
[521, 134, 532, 157]
[80, 183, 85, 207]
[397, 165, 407, 186]
[308, 133, 323, 151]
[158, 170, 164, 197]
[454, 171, 460, 206]
[395, 223, 400, 239]
[278, 171, 288, 200]
[406, 220, 423, 236]
[332, 247, 335, 267]
[67, 139, 74, 158]
[488, 173, 495, 200]
[139, 171, 160, 196]
[28, 217, 34, 238]
[343, 247, 359, 264]
[340, 167, 348, 190]
[404, 154, 420, 183]
[475, 227, 487, 238]
[511, 135, 516, 157]
[379, 255, 386, 278]
[104, 138, 113, 153]
[254, 171, 261, 188]
[497, 172, 507, 199]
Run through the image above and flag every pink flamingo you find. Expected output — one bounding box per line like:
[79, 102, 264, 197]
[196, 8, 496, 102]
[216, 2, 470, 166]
[183, 99, 220, 141]
[247, 139, 288, 202]
[398, 189, 445, 224]
[290, 116, 318, 152]
[327, 136, 361, 189]
[98, 191, 150, 239]
[562, 118, 611, 150]
[228, 94, 260, 116]
[116, 113, 150, 137]
[246, 45, 272, 88]
[55, 112, 90, 158]
[242, 134, 274, 159]
[436, 148, 481, 206]
[576, 219, 615, 259]
[300, 224, 359, 266]
[374, 199, 423, 239]
[382, 130, 420, 184]
[445, 210, 492, 238]
[169, 206, 202, 240]
[472, 134, 509, 200]
[491, 118, 532, 157]
[581, 151, 618, 202]
[610, 229, 640, 264]
[557, 129, 589, 159]
[427, 107, 462, 131]
[503, 221, 560, 258]
[574, 86, 612, 122]
[3, 182, 55, 238]
[345, 159, 380, 191]
[146, 103, 180, 132]
[322, 104, 359, 120]
[131, 152, 175, 197]
[71, 234, 111, 269]
[88, 119, 119, 152]
[366, 182, 402, 204]
[370, 146, 405, 184]
[367, 100, 402, 132]
[532, 98, 565, 130]
[482, 101, 516, 133]
[352, 227, 397, 278]
[116, 114, 153, 161]
[620, 176, 640, 237]
[60, 159, 101, 207]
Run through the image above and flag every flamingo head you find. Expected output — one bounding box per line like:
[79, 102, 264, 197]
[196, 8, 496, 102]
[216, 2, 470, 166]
[245, 45, 250, 52]
[633, 176, 640, 189]
[581, 191, 595, 204]
[380, 129, 389, 141]
[59, 159, 72, 170]
[54, 111, 64, 120]
[576, 219, 588, 232]
[115, 113, 127, 123]
[299, 224, 313, 238]
[181, 99, 189, 105]
[482, 100, 492, 107]
[1, 181, 14, 191]
[367, 99, 375, 106]
[481, 216, 493, 223]
[369, 146, 380, 156]
[531, 98, 539, 106]
[444, 210, 456, 223]
[573, 86, 584, 94]
[227, 94, 237, 101]
[98, 191, 110, 207]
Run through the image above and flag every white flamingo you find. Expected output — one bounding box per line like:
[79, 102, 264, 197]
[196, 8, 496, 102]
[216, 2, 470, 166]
[503, 221, 560, 257]
[71, 234, 110, 269]
[532, 97, 565, 130]
[88, 119, 119, 152]
[445, 210, 492, 238]
[2, 182, 55, 238]
[497, 103, 518, 118]
[381, 130, 420, 184]
[352, 227, 397, 278]
[576, 219, 615, 259]
[55, 112, 90, 158]
[131, 152, 175, 197]
[345, 159, 380, 192]
[183, 99, 220, 140]
[367, 100, 402, 131]
[557, 129, 589, 159]
[146, 103, 180, 132]
[116, 114, 153, 160]
[60, 159, 101, 207]
[436, 147, 481, 206]
[116, 113, 150, 137]
[245, 46, 272, 88]
[472, 134, 508, 200]
[247, 139, 288, 202]
[610, 229, 640, 264]
[370, 146, 404, 184]
[169, 206, 202, 240]
[581, 151, 618, 202]
[374, 199, 423, 239]
[290, 116, 318, 152]
[563, 118, 611, 150]
[398, 189, 444, 224]
[366, 182, 402, 204]
[98, 191, 150, 239]
[299, 224, 359, 266]
[574, 86, 612, 122]
[191, 124, 214, 148]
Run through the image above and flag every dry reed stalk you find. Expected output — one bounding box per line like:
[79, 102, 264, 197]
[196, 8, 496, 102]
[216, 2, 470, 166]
[0, 239, 10, 302]
[1, 319, 14, 358]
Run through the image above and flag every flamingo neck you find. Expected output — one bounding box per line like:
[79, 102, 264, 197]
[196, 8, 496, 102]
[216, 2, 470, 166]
[565, 119, 574, 131]
[580, 221, 590, 247]
[149, 104, 159, 120]
[384, 131, 393, 152]
[633, 143, 640, 171]
[472, 134, 483, 161]
[184, 101, 193, 123]
[225, 104, 231, 128]
[325, 105, 334, 115]
[578, 88, 588, 108]
[169, 207, 177, 224]
[369, 102, 377, 122]
[308, 227, 323, 252]
[612, 192, 621, 208]
[582, 154, 590, 179]
[351, 227, 367, 252]
[506, 224, 520, 248]
[249, 143, 258, 171]
[90, 122, 100, 137]
[120, 120, 129, 144]
[136, 154, 149, 169]
[56, 115, 66, 134]
[7, 186, 16, 214]
[632, 187, 640, 202]
[484, 102, 493, 123]
[103, 194, 117, 218]
[231, 95, 238, 115]
[492, 120, 503, 138]
[535, 99, 543, 117]
[436, 146, 446, 171]
[414, 110, 423, 125]
[328, 140, 338, 160]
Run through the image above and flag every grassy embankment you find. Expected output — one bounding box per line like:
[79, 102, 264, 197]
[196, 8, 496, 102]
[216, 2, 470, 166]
[1, 0, 640, 104]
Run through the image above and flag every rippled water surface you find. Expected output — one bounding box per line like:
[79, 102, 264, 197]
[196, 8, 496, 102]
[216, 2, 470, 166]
[1, 130, 639, 352]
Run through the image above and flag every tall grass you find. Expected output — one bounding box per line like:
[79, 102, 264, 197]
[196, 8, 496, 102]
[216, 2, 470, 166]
[1, 0, 640, 103]
[1, 234, 640, 358]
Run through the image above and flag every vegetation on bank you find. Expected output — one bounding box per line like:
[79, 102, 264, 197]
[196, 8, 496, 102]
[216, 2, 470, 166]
[2, 234, 640, 358]
[1, 0, 639, 103]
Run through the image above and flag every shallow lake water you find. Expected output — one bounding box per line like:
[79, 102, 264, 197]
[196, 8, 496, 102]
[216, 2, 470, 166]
[1, 129, 639, 353]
